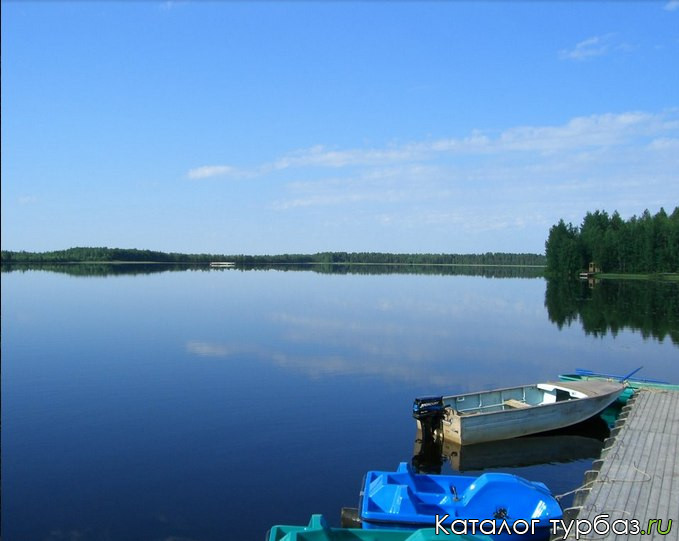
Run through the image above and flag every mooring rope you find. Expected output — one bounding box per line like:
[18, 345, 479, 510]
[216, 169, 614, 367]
[554, 462, 651, 501]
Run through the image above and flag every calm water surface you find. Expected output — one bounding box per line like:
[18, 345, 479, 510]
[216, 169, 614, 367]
[2, 268, 678, 541]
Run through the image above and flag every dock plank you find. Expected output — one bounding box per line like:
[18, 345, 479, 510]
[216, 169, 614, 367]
[564, 390, 679, 541]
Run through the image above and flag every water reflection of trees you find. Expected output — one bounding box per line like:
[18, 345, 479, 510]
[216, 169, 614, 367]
[3, 263, 544, 279]
[1, 263, 208, 277]
[545, 278, 679, 345]
[252, 264, 544, 278]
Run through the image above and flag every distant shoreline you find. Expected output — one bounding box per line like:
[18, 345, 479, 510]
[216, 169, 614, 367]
[6, 260, 679, 280]
[0, 247, 547, 267]
[1, 259, 547, 268]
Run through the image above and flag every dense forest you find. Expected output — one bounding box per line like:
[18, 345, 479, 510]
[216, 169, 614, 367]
[545, 207, 679, 276]
[0, 247, 217, 264]
[1, 247, 545, 267]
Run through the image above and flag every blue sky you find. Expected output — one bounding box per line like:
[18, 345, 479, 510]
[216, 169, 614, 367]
[2, 1, 678, 255]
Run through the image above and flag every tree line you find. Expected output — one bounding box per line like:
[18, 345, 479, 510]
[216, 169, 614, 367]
[1, 247, 546, 267]
[545, 207, 679, 276]
[0, 247, 219, 264]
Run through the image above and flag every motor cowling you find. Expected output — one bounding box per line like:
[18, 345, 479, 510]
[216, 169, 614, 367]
[412, 396, 444, 420]
[413, 395, 445, 445]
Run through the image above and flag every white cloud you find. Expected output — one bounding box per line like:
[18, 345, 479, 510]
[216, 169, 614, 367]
[495, 112, 656, 152]
[185, 109, 678, 247]
[188, 110, 676, 181]
[430, 111, 669, 155]
[272, 193, 371, 210]
[187, 165, 240, 180]
[664, 0, 679, 11]
[274, 114, 677, 243]
[648, 137, 679, 150]
[270, 144, 421, 170]
[559, 34, 616, 61]
[186, 340, 235, 357]
[159, 0, 190, 11]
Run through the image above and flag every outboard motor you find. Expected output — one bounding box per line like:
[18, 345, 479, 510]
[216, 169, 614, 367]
[412, 396, 445, 441]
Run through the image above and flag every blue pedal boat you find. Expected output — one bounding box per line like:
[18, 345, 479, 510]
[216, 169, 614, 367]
[359, 463, 562, 541]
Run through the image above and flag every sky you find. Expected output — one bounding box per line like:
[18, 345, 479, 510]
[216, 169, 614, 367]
[2, 1, 678, 255]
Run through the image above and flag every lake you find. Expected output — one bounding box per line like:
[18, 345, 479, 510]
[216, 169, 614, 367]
[2, 266, 678, 541]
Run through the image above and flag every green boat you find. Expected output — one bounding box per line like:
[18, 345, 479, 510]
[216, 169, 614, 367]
[267, 514, 490, 541]
[558, 368, 679, 403]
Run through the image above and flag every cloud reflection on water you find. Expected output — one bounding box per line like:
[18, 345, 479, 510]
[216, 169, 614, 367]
[183, 278, 555, 390]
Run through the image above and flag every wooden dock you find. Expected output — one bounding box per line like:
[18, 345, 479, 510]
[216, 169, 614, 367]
[560, 390, 678, 540]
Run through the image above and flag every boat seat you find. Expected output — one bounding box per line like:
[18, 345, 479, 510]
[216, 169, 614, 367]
[504, 399, 530, 409]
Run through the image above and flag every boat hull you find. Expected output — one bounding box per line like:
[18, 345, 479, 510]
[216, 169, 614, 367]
[359, 463, 561, 541]
[438, 381, 624, 445]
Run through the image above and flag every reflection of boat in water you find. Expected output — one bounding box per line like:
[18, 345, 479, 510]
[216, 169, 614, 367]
[411, 429, 445, 475]
[413, 380, 624, 445]
[443, 434, 604, 472]
[413, 414, 610, 473]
